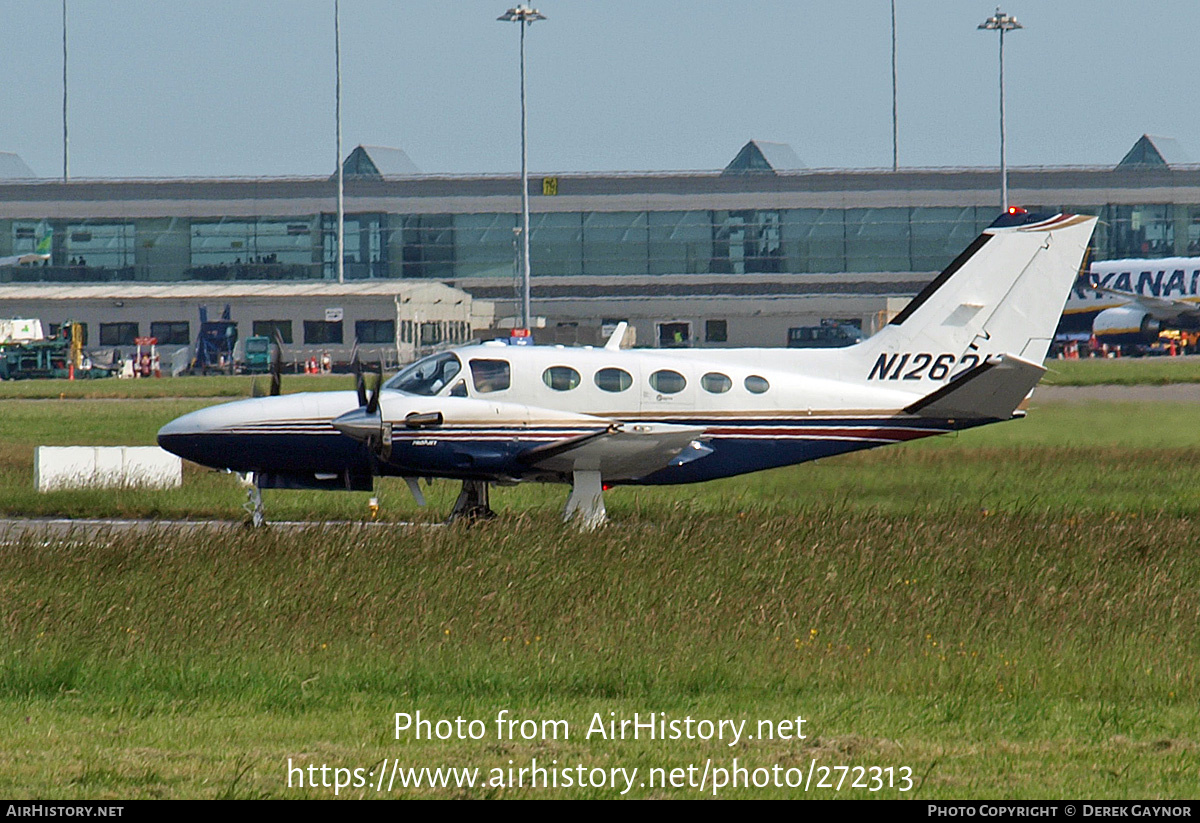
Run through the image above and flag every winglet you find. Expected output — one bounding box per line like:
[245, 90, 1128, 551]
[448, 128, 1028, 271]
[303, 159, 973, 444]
[604, 321, 628, 351]
[904, 354, 1046, 420]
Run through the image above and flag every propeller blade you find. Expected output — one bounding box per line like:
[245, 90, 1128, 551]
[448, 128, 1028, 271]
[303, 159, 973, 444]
[269, 330, 283, 397]
[350, 346, 367, 407]
[365, 360, 383, 415]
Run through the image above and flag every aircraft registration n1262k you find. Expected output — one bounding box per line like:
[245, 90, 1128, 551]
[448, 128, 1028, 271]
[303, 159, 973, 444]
[158, 210, 1097, 527]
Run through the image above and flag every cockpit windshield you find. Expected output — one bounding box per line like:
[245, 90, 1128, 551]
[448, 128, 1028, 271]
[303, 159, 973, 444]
[383, 352, 462, 396]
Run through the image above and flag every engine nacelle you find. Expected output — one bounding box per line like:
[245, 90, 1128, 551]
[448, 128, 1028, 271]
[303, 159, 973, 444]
[1092, 305, 1161, 345]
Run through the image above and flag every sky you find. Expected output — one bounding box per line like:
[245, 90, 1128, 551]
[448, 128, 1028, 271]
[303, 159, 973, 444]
[0, 1, 1194, 179]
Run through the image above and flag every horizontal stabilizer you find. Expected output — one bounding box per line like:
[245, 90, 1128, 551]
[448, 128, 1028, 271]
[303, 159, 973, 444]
[904, 354, 1046, 420]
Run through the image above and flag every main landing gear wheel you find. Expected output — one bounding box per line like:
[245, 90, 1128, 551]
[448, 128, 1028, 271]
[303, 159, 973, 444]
[447, 479, 496, 523]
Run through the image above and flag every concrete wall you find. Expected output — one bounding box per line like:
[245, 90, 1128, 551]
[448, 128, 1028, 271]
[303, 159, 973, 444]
[35, 446, 181, 492]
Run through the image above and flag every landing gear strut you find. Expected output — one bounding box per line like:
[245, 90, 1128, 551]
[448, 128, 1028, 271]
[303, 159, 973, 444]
[238, 472, 266, 527]
[563, 470, 606, 530]
[447, 479, 496, 523]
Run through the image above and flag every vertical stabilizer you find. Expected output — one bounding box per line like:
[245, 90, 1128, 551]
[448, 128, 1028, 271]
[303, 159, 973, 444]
[858, 212, 1097, 368]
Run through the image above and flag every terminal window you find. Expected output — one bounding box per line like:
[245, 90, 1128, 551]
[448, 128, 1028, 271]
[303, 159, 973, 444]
[99, 322, 139, 347]
[304, 320, 344, 345]
[66, 222, 135, 269]
[420, 322, 443, 346]
[150, 321, 190, 346]
[355, 319, 395, 344]
[705, 319, 728, 343]
[252, 320, 292, 344]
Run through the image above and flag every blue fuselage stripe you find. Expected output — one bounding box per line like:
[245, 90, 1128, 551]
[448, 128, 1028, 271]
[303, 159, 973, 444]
[158, 414, 975, 484]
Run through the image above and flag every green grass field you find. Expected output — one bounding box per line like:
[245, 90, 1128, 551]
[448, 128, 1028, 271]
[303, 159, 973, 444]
[1041, 355, 1200, 386]
[0, 389, 1198, 798]
[0, 373, 349, 399]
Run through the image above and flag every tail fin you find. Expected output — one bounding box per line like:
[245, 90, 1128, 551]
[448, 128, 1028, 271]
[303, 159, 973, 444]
[34, 231, 51, 255]
[859, 212, 1097, 367]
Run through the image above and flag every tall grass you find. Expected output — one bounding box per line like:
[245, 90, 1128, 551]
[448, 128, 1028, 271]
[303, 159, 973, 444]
[1, 509, 1198, 798]
[3, 510, 1196, 703]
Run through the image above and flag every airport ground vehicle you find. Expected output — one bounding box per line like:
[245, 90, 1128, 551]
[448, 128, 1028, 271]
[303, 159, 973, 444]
[0, 338, 69, 379]
[786, 322, 862, 348]
[0, 321, 111, 380]
[243, 336, 271, 374]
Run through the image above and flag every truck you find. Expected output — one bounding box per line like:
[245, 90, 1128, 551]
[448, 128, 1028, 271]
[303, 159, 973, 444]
[243, 335, 271, 374]
[0, 321, 112, 380]
[0, 318, 45, 344]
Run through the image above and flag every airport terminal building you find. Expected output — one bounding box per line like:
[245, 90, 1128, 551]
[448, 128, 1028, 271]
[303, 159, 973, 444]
[0, 135, 1196, 353]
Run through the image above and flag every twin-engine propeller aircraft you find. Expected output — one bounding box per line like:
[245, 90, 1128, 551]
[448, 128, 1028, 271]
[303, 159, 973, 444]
[158, 210, 1097, 527]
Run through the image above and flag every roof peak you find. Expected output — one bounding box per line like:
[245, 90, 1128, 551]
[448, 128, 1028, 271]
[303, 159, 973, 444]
[338, 145, 422, 179]
[723, 140, 805, 174]
[1117, 134, 1191, 169]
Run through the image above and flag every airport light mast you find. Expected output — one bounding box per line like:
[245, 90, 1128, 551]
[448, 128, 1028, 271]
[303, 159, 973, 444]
[335, 0, 344, 284]
[62, 0, 69, 182]
[498, 4, 545, 333]
[978, 7, 1022, 211]
[891, 0, 897, 172]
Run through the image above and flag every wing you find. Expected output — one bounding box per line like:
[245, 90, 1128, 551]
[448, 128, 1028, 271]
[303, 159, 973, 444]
[338, 393, 714, 483]
[520, 421, 711, 481]
[1090, 283, 1200, 319]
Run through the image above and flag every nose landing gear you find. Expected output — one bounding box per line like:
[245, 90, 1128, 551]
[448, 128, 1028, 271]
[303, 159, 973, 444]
[238, 472, 266, 527]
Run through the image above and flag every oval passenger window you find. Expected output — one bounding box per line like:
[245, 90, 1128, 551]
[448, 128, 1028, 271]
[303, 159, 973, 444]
[594, 367, 633, 392]
[542, 366, 581, 391]
[649, 369, 686, 394]
[745, 375, 770, 394]
[701, 372, 732, 393]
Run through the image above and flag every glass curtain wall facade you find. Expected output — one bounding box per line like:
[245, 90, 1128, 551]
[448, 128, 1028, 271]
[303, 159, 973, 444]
[0, 204, 1194, 283]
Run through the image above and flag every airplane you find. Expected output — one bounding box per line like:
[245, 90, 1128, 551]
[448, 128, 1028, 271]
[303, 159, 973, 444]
[157, 209, 1097, 528]
[1059, 255, 1200, 347]
[0, 233, 52, 267]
